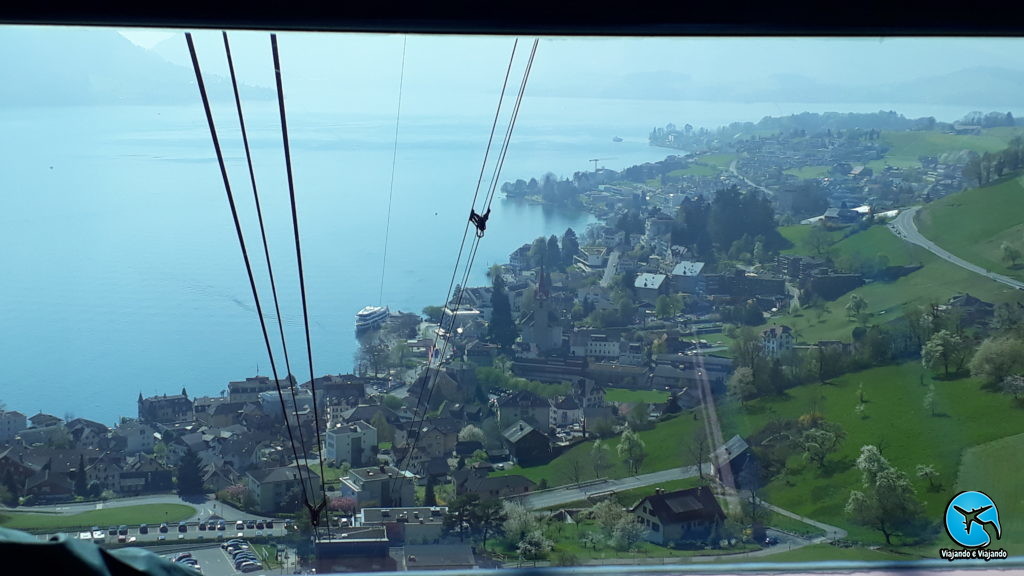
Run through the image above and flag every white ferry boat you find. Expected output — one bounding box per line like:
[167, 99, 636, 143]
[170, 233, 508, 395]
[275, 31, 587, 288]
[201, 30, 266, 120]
[355, 305, 389, 331]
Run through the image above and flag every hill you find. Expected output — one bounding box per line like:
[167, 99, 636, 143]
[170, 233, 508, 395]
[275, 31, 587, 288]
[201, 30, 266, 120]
[0, 27, 269, 106]
[916, 174, 1024, 282]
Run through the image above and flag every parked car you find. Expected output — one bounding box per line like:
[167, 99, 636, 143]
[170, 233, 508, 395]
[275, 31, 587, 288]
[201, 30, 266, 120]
[216, 520, 226, 531]
[138, 524, 149, 534]
[159, 523, 168, 533]
[255, 521, 264, 530]
[178, 523, 188, 533]
[107, 526, 118, 536]
[235, 521, 245, 530]
[265, 520, 274, 529]
[198, 522, 207, 531]
[117, 525, 128, 536]
[245, 520, 255, 530]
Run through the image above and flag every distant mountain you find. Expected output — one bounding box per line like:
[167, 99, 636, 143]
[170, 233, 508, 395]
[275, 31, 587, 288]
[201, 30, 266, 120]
[0, 27, 271, 106]
[531, 66, 1024, 108]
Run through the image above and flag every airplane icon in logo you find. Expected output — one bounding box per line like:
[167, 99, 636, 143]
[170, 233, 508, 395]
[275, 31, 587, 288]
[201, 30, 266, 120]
[953, 504, 1001, 538]
[945, 491, 1003, 549]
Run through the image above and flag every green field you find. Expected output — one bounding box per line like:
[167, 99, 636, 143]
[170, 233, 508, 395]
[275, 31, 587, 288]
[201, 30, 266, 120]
[778, 223, 1020, 343]
[495, 515, 760, 563]
[784, 165, 830, 180]
[762, 510, 827, 539]
[951, 432, 1024, 553]
[777, 224, 846, 256]
[669, 164, 720, 177]
[697, 152, 737, 170]
[917, 174, 1024, 282]
[718, 362, 1024, 545]
[604, 388, 671, 404]
[0, 504, 195, 531]
[878, 128, 1024, 166]
[494, 413, 703, 486]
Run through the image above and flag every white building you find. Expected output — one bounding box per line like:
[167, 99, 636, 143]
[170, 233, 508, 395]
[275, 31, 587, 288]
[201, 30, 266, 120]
[259, 388, 314, 419]
[761, 325, 794, 358]
[325, 420, 378, 467]
[0, 410, 26, 443]
[114, 420, 159, 455]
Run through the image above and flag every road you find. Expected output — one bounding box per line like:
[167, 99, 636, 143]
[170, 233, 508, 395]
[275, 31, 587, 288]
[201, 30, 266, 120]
[600, 250, 621, 288]
[729, 159, 774, 196]
[516, 464, 710, 510]
[889, 206, 1024, 290]
[7, 493, 255, 523]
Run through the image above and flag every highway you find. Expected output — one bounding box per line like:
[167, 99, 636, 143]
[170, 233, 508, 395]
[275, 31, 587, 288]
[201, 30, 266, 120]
[889, 206, 1024, 290]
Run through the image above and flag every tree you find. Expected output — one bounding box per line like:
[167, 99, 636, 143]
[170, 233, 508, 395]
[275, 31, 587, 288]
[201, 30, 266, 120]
[590, 440, 611, 479]
[803, 225, 833, 258]
[422, 305, 444, 323]
[1001, 242, 1022, 268]
[546, 235, 562, 270]
[565, 450, 585, 487]
[800, 422, 845, 469]
[915, 464, 940, 491]
[381, 394, 404, 412]
[423, 477, 437, 507]
[444, 493, 480, 542]
[617, 426, 647, 475]
[74, 453, 87, 497]
[561, 228, 580, 269]
[471, 499, 506, 550]
[968, 336, 1024, 385]
[845, 445, 924, 545]
[329, 496, 357, 515]
[611, 516, 646, 551]
[921, 329, 969, 377]
[488, 274, 518, 350]
[517, 530, 553, 564]
[176, 448, 205, 496]
[627, 402, 651, 430]
[588, 499, 629, 541]
[689, 433, 710, 481]
[923, 383, 936, 416]
[845, 293, 868, 319]
[457, 424, 486, 444]
[655, 294, 683, 320]
[371, 411, 394, 444]
[503, 500, 541, 544]
[1001, 374, 1024, 403]
[727, 366, 756, 405]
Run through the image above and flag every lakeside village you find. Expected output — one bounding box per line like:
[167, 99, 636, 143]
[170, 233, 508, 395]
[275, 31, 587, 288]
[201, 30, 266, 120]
[4, 110, 1024, 570]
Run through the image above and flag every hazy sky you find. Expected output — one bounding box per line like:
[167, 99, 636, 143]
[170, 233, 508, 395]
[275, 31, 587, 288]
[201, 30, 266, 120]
[120, 29, 1024, 88]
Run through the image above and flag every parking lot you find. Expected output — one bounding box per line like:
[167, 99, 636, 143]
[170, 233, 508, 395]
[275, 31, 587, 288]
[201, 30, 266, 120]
[157, 538, 292, 576]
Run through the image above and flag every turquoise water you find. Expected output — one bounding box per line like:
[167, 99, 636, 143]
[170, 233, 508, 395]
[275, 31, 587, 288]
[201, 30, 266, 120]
[0, 97, 998, 423]
[0, 102, 652, 423]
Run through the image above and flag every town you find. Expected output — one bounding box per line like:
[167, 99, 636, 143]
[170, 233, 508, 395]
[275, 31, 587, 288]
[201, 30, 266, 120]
[3, 109, 1024, 572]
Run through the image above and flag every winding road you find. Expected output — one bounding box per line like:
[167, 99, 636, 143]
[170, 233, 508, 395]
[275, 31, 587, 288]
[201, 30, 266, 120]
[889, 207, 1024, 290]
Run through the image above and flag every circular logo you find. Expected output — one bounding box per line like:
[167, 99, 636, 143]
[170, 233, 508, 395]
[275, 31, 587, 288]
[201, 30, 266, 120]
[944, 491, 1001, 549]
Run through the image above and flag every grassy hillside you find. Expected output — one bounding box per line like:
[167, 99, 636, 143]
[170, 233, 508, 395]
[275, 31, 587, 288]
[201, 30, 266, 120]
[916, 174, 1024, 282]
[871, 128, 1024, 170]
[493, 411, 702, 486]
[718, 362, 1024, 546]
[777, 223, 1020, 343]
